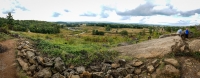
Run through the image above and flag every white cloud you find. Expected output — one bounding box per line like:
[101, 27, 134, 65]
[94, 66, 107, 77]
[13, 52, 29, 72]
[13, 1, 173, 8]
[0, 0, 200, 26]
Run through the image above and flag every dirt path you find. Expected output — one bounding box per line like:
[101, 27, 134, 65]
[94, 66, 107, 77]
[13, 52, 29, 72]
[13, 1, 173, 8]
[0, 39, 18, 78]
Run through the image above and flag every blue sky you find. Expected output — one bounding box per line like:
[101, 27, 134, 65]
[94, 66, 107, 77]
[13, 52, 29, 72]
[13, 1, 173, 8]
[0, 0, 200, 26]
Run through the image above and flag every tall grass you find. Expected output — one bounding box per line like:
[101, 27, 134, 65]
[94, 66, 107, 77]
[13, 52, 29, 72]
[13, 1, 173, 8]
[0, 33, 11, 41]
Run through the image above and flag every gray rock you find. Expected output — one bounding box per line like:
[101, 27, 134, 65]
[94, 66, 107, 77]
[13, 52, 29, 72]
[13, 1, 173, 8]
[117, 68, 128, 77]
[147, 65, 154, 73]
[164, 58, 179, 67]
[92, 72, 104, 78]
[17, 58, 28, 71]
[54, 57, 66, 72]
[28, 57, 36, 65]
[36, 68, 52, 78]
[90, 66, 101, 72]
[76, 66, 85, 74]
[189, 40, 200, 52]
[112, 36, 184, 58]
[44, 61, 54, 67]
[156, 64, 180, 78]
[132, 60, 143, 67]
[118, 59, 126, 67]
[134, 68, 141, 75]
[36, 56, 44, 65]
[102, 64, 111, 73]
[29, 65, 36, 72]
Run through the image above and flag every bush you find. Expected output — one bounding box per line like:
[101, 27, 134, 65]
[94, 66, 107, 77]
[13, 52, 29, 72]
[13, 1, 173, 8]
[120, 30, 128, 36]
[92, 30, 104, 35]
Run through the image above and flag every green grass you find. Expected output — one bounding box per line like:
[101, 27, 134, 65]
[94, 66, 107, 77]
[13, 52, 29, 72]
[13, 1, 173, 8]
[14, 27, 169, 65]
[0, 33, 12, 41]
[31, 36, 119, 65]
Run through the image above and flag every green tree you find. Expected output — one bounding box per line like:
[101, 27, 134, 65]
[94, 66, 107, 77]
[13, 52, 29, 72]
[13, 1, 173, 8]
[105, 25, 111, 31]
[149, 27, 153, 35]
[120, 30, 128, 36]
[6, 12, 14, 30]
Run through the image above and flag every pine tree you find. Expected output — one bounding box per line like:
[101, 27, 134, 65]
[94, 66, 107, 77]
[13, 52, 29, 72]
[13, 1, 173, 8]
[7, 12, 14, 30]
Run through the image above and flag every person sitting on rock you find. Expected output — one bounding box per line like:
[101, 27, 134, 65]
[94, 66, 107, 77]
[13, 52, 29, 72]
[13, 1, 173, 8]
[176, 29, 182, 36]
[185, 28, 189, 39]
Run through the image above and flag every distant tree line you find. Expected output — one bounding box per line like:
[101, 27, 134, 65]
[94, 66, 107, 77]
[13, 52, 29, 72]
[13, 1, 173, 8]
[0, 13, 60, 34]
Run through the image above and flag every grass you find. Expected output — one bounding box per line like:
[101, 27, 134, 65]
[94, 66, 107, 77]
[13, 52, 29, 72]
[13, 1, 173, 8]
[0, 33, 12, 41]
[13, 26, 167, 65]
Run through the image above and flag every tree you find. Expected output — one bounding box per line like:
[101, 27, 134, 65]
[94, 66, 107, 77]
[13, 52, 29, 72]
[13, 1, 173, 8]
[6, 12, 14, 30]
[105, 25, 111, 31]
[149, 27, 153, 35]
[120, 30, 128, 36]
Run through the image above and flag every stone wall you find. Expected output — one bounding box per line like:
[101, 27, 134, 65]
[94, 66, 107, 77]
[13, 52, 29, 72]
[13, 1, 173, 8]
[16, 38, 181, 78]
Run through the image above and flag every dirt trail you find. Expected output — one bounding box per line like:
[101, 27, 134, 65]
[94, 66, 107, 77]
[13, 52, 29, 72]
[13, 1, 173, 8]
[0, 39, 18, 78]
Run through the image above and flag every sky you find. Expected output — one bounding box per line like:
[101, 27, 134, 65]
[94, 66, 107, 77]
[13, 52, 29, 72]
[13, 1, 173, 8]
[0, 0, 200, 26]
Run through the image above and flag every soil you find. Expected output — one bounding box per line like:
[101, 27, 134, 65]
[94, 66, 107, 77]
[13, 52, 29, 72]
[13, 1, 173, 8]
[0, 39, 18, 78]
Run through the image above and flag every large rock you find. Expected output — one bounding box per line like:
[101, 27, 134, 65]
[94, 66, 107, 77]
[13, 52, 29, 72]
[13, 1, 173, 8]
[164, 58, 179, 67]
[76, 66, 85, 74]
[36, 68, 52, 78]
[156, 64, 180, 78]
[189, 40, 200, 52]
[54, 57, 66, 72]
[26, 51, 35, 59]
[17, 58, 28, 71]
[111, 36, 184, 58]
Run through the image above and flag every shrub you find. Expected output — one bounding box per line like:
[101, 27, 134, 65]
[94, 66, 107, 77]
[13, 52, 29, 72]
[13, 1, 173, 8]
[120, 30, 128, 36]
[92, 30, 104, 35]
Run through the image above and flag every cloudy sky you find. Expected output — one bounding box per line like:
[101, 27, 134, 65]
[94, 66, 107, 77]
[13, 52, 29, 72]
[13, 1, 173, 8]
[0, 0, 200, 26]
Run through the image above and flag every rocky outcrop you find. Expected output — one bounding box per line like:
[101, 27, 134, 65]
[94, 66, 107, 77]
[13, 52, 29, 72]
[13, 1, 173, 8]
[189, 39, 200, 52]
[16, 38, 182, 78]
[112, 36, 185, 58]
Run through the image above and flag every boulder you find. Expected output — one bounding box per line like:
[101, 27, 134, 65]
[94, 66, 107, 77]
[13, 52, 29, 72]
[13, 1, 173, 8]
[164, 58, 179, 67]
[54, 57, 66, 72]
[156, 64, 180, 78]
[17, 58, 28, 71]
[189, 40, 200, 52]
[112, 36, 184, 58]
[36, 68, 52, 78]
[147, 65, 154, 73]
[76, 66, 85, 74]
